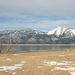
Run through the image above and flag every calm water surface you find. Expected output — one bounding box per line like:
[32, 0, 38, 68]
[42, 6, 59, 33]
[2, 45, 75, 52]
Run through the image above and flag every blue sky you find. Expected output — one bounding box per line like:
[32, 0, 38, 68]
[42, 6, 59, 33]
[0, 0, 75, 31]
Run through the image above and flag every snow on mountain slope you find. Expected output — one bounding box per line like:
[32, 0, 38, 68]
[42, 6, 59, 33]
[47, 26, 75, 37]
[47, 26, 68, 36]
[64, 28, 75, 37]
[0, 29, 45, 36]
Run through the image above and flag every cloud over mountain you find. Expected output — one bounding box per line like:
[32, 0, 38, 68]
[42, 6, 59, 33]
[0, 0, 75, 30]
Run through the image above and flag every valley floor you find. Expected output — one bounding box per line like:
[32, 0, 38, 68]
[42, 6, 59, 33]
[0, 50, 75, 75]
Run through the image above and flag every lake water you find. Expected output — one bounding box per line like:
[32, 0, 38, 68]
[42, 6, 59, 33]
[2, 45, 75, 52]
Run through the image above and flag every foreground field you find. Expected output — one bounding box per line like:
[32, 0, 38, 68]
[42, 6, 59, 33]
[0, 50, 75, 75]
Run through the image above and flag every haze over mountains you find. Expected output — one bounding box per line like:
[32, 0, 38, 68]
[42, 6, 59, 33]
[0, 26, 75, 44]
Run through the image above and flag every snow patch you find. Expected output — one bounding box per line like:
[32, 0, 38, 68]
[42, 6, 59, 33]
[43, 60, 75, 66]
[0, 60, 25, 72]
[6, 58, 11, 61]
[2, 58, 12, 62]
[6, 58, 10, 61]
[13, 54, 19, 56]
[37, 66, 41, 68]
[44, 60, 75, 75]
[5, 71, 9, 72]
[54, 67, 75, 75]
[58, 55, 66, 57]
[70, 72, 75, 75]
[22, 70, 25, 71]
[12, 72, 17, 75]
[21, 60, 25, 64]
[0, 65, 21, 71]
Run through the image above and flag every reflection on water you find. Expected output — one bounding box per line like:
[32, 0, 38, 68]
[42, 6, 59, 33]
[2, 45, 75, 52]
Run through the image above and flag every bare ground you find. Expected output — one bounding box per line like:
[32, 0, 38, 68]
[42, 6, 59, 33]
[0, 50, 75, 75]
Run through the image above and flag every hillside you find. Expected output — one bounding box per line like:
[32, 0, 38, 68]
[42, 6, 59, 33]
[0, 27, 75, 44]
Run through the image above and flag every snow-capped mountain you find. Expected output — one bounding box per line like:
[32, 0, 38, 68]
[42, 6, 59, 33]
[0, 29, 45, 35]
[0, 29, 49, 44]
[0, 27, 75, 44]
[47, 26, 75, 37]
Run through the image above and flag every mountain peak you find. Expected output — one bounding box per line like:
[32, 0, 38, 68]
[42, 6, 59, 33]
[47, 26, 75, 37]
[47, 26, 68, 36]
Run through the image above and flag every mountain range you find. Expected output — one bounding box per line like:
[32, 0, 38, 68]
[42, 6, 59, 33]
[0, 26, 75, 44]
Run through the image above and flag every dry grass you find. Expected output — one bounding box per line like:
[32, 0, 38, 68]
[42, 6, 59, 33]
[0, 50, 75, 75]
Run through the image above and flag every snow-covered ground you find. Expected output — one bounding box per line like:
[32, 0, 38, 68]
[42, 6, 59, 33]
[0, 59, 25, 75]
[13, 54, 19, 56]
[43, 60, 75, 75]
[58, 55, 66, 57]
[44, 60, 74, 66]
[54, 67, 75, 75]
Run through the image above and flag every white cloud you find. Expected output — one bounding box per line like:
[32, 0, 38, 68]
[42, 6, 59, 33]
[0, 19, 75, 30]
[0, 0, 75, 30]
[0, 0, 75, 18]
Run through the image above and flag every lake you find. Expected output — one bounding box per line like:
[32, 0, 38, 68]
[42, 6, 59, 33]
[2, 44, 75, 52]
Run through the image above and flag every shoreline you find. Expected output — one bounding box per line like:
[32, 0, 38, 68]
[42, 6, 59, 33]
[5, 48, 75, 54]
[2, 44, 75, 46]
[1, 44, 75, 53]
